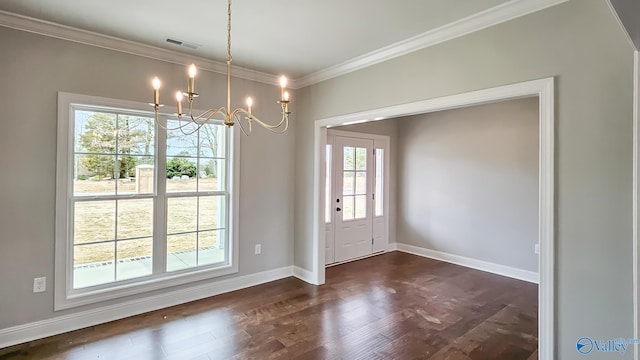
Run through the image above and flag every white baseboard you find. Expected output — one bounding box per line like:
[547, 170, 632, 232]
[293, 266, 315, 284]
[390, 243, 539, 284]
[0, 266, 294, 349]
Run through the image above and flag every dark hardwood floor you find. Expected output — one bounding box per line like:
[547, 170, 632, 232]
[0, 252, 538, 360]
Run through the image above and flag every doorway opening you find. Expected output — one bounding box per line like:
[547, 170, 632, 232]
[324, 130, 390, 265]
[311, 78, 555, 358]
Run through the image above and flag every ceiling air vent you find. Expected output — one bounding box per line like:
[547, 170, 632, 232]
[165, 38, 201, 50]
[165, 38, 183, 46]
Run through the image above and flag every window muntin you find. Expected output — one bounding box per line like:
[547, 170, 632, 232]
[342, 146, 368, 220]
[63, 99, 233, 302]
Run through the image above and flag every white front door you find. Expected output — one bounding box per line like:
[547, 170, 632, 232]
[333, 136, 374, 262]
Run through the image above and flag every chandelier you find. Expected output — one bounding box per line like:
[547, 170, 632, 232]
[150, 0, 291, 135]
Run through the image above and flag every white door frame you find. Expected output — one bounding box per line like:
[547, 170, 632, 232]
[312, 77, 555, 359]
[633, 50, 639, 360]
[325, 130, 391, 265]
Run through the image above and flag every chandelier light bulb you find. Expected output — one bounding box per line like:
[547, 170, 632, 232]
[152, 77, 161, 90]
[283, 91, 290, 101]
[176, 91, 183, 116]
[280, 76, 287, 101]
[187, 64, 197, 95]
[152, 77, 161, 106]
[246, 97, 253, 113]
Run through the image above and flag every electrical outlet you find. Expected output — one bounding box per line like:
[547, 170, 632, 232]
[534, 244, 540, 255]
[33, 277, 46, 293]
[255, 244, 262, 255]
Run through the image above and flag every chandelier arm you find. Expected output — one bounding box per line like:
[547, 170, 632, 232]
[189, 107, 227, 124]
[248, 114, 288, 133]
[233, 112, 251, 136]
[153, 107, 227, 135]
[233, 108, 289, 134]
[153, 112, 198, 132]
[181, 107, 229, 135]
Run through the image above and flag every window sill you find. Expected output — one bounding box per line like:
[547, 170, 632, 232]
[55, 262, 238, 311]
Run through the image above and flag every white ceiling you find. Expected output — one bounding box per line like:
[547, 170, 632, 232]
[0, 0, 511, 78]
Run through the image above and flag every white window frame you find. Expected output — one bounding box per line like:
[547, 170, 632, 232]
[55, 92, 240, 310]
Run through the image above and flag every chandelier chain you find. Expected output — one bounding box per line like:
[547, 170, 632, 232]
[227, 0, 232, 63]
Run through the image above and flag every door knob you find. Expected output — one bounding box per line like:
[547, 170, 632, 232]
[336, 207, 342, 212]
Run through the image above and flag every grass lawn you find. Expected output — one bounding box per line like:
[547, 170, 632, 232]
[73, 178, 223, 264]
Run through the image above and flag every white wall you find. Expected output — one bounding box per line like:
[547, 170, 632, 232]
[0, 27, 295, 330]
[397, 98, 539, 272]
[293, 1, 634, 358]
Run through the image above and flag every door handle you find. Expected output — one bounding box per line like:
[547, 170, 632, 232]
[336, 207, 342, 212]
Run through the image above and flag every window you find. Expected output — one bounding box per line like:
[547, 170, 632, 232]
[325, 144, 332, 224]
[56, 93, 238, 309]
[342, 146, 368, 220]
[375, 148, 384, 217]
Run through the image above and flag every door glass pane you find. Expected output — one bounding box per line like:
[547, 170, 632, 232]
[343, 172, 354, 195]
[355, 195, 367, 219]
[343, 147, 354, 170]
[355, 172, 366, 195]
[355, 147, 367, 170]
[343, 196, 354, 221]
[325, 144, 332, 224]
[375, 149, 384, 217]
[116, 238, 153, 280]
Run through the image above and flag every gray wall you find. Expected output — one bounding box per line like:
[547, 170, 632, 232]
[610, 0, 640, 50]
[332, 120, 399, 245]
[293, 1, 634, 358]
[0, 27, 295, 329]
[397, 98, 539, 273]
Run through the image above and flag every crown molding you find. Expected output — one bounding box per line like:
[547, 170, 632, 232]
[0, 0, 568, 90]
[292, 0, 569, 89]
[0, 10, 280, 86]
[605, 0, 637, 51]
